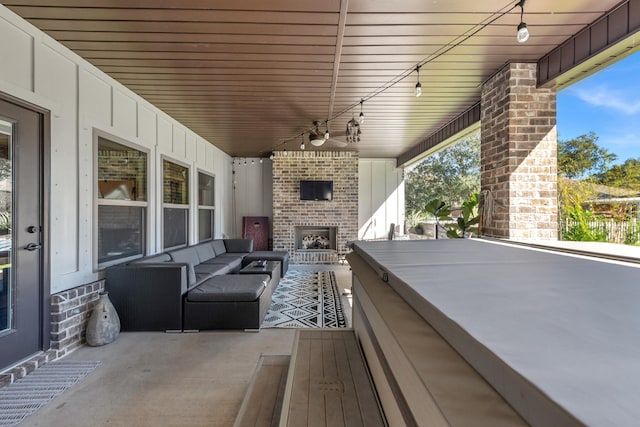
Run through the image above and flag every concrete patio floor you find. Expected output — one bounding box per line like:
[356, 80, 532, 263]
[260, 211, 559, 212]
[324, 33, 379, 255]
[20, 265, 353, 427]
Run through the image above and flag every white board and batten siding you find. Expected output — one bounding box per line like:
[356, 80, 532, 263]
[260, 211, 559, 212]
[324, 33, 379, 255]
[358, 159, 405, 240]
[0, 5, 233, 294]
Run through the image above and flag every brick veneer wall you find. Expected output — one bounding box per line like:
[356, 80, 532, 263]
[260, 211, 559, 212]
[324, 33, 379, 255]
[272, 151, 358, 263]
[0, 280, 104, 389]
[480, 62, 558, 240]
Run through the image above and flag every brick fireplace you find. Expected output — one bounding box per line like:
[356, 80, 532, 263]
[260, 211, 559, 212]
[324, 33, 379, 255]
[272, 151, 358, 264]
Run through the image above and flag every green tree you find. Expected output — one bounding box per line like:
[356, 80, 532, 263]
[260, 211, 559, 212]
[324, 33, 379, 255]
[595, 158, 640, 191]
[558, 132, 617, 180]
[405, 133, 480, 216]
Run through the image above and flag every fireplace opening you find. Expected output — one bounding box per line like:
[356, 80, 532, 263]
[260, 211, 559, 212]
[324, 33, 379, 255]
[295, 226, 337, 251]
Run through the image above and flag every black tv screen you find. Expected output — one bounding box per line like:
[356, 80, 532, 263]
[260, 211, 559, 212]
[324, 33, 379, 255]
[300, 180, 333, 201]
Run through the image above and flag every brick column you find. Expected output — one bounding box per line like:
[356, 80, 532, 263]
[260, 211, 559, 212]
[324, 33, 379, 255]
[480, 63, 558, 240]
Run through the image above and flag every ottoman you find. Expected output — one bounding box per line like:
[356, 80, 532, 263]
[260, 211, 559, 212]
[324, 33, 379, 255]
[183, 274, 271, 330]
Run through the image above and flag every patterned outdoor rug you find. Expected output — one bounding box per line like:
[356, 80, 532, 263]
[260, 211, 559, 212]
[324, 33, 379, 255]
[0, 360, 101, 426]
[262, 270, 347, 328]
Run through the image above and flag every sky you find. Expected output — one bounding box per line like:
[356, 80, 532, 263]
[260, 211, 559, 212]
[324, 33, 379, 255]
[557, 51, 640, 164]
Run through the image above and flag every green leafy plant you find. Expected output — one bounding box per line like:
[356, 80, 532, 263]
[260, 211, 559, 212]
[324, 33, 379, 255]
[424, 194, 480, 238]
[447, 193, 480, 238]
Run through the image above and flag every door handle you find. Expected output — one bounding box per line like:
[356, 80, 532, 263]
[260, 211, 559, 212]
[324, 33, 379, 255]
[25, 242, 42, 251]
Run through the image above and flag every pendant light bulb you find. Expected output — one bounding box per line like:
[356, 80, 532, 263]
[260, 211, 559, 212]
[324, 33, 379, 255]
[516, 0, 529, 43]
[300, 135, 305, 150]
[283, 148, 288, 156]
[358, 99, 365, 124]
[259, 158, 263, 164]
[269, 153, 274, 160]
[251, 159, 255, 165]
[415, 65, 422, 97]
[517, 22, 529, 43]
[324, 121, 330, 140]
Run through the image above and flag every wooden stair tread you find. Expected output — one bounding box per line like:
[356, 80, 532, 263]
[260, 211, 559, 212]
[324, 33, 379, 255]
[280, 329, 385, 427]
[234, 355, 290, 427]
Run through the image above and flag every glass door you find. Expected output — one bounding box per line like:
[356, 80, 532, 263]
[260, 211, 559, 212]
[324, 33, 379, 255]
[0, 99, 44, 371]
[0, 119, 11, 335]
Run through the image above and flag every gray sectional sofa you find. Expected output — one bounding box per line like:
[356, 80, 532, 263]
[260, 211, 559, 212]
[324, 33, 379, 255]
[106, 239, 289, 331]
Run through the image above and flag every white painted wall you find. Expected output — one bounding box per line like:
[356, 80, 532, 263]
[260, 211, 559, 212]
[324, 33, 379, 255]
[358, 159, 405, 240]
[0, 6, 233, 293]
[232, 158, 273, 238]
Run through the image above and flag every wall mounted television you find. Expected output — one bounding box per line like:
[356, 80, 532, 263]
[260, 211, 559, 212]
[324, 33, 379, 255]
[300, 180, 333, 201]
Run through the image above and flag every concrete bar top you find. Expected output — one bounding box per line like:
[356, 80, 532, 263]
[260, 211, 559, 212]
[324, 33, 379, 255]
[350, 239, 640, 427]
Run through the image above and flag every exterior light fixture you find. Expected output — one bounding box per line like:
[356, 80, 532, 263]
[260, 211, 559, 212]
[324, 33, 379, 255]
[358, 99, 365, 125]
[300, 134, 305, 150]
[243, 158, 247, 166]
[259, 158, 263, 164]
[269, 153, 274, 160]
[283, 148, 288, 156]
[251, 159, 255, 165]
[324, 121, 330, 140]
[415, 65, 422, 97]
[516, 0, 529, 43]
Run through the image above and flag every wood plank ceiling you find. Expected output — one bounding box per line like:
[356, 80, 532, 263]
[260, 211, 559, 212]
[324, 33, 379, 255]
[2, 0, 626, 159]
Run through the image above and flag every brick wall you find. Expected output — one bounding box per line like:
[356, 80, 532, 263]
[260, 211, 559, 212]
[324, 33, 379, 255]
[50, 280, 105, 355]
[480, 63, 558, 240]
[272, 151, 358, 263]
[0, 280, 104, 389]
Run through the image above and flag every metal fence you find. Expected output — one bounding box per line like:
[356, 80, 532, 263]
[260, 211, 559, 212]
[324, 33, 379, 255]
[562, 218, 640, 245]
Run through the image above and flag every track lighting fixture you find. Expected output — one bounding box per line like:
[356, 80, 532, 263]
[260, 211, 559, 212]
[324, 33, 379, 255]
[358, 99, 365, 125]
[415, 65, 422, 97]
[516, 0, 529, 43]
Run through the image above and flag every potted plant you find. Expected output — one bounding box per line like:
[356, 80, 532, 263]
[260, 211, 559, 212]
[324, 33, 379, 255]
[424, 193, 480, 238]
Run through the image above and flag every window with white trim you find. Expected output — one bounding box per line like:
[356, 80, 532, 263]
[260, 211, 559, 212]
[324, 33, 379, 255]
[96, 136, 147, 267]
[163, 159, 189, 249]
[198, 172, 215, 242]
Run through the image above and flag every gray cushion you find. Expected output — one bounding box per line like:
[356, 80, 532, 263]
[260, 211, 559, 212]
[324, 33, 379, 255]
[130, 253, 171, 264]
[211, 240, 227, 255]
[168, 247, 200, 285]
[194, 242, 216, 263]
[187, 274, 269, 302]
[224, 238, 254, 253]
[194, 263, 231, 276]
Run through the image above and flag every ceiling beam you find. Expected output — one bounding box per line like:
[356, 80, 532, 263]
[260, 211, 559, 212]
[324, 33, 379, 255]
[326, 0, 349, 122]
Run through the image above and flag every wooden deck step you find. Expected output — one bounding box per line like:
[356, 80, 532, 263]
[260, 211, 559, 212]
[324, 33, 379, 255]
[234, 355, 290, 427]
[279, 329, 386, 427]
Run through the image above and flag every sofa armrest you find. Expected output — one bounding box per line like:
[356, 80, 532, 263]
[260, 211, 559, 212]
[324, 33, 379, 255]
[106, 263, 188, 331]
[224, 238, 254, 253]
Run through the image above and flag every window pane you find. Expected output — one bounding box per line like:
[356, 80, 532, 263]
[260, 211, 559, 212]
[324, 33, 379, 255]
[163, 160, 189, 204]
[198, 209, 214, 242]
[98, 205, 145, 264]
[98, 137, 147, 201]
[164, 207, 188, 248]
[198, 173, 215, 206]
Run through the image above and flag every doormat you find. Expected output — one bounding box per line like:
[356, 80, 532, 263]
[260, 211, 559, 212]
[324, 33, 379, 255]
[0, 360, 101, 426]
[262, 271, 347, 328]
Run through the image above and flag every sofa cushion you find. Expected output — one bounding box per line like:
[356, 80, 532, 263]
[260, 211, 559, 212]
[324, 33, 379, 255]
[224, 238, 254, 253]
[130, 253, 172, 264]
[168, 247, 200, 286]
[194, 242, 216, 263]
[211, 240, 227, 256]
[194, 263, 231, 276]
[186, 274, 269, 302]
[207, 254, 244, 271]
